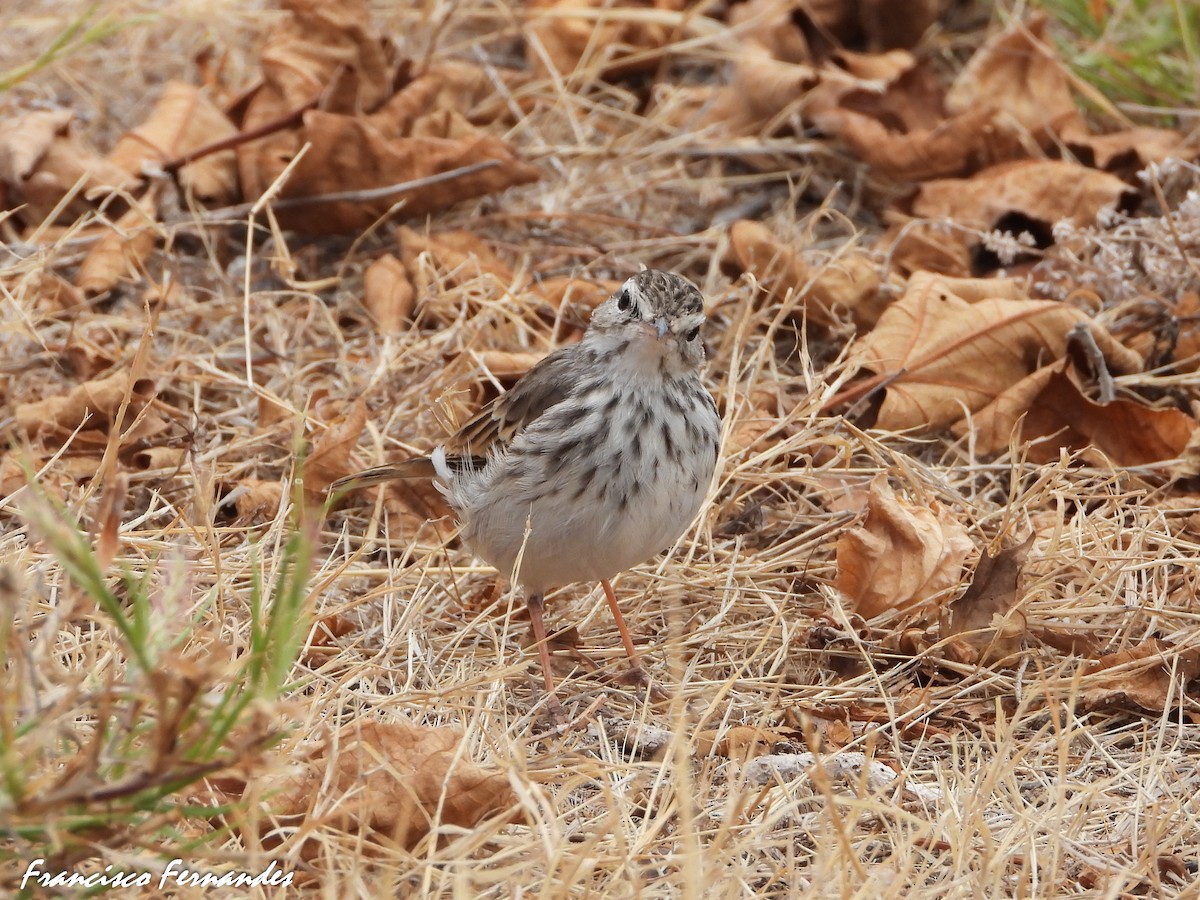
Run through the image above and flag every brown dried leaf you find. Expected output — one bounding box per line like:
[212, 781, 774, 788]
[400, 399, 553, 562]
[696, 725, 799, 762]
[77, 413, 169, 450]
[276, 110, 538, 234]
[1065, 127, 1197, 177]
[1079, 639, 1200, 712]
[526, 0, 686, 80]
[76, 193, 160, 297]
[532, 276, 619, 312]
[398, 228, 518, 325]
[301, 612, 358, 665]
[964, 362, 1197, 465]
[703, 49, 822, 136]
[131, 447, 187, 471]
[233, 480, 285, 521]
[726, 399, 777, 456]
[478, 351, 544, 380]
[832, 0, 945, 50]
[911, 159, 1136, 234]
[234, 0, 537, 232]
[835, 476, 974, 618]
[848, 272, 1142, 432]
[235, 0, 396, 198]
[305, 398, 367, 495]
[14, 371, 156, 437]
[945, 13, 1085, 145]
[262, 720, 515, 850]
[109, 81, 238, 203]
[816, 102, 1027, 182]
[363, 253, 415, 334]
[92, 473, 128, 570]
[808, 49, 1033, 182]
[942, 534, 1034, 664]
[23, 271, 85, 315]
[727, 0, 816, 64]
[0, 109, 132, 227]
[724, 219, 897, 328]
[381, 478, 455, 531]
[874, 221, 973, 277]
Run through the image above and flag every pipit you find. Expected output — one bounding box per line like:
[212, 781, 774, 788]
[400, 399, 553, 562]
[332, 270, 721, 709]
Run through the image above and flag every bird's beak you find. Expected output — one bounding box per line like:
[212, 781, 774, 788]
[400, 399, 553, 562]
[654, 317, 669, 341]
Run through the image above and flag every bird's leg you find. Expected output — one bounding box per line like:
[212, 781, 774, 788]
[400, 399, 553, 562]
[601, 578, 643, 668]
[600, 578, 670, 703]
[526, 592, 562, 716]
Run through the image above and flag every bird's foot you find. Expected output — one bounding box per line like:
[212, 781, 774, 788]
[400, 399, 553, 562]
[615, 665, 672, 703]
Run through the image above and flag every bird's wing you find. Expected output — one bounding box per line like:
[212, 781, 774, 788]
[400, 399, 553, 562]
[448, 344, 581, 455]
[329, 344, 581, 493]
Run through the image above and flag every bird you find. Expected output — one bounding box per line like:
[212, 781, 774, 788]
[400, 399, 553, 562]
[331, 270, 722, 711]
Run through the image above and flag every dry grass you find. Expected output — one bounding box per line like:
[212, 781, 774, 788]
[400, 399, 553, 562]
[2, 2, 1199, 897]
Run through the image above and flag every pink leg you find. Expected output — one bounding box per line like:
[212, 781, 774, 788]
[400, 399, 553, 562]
[527, 593, 562, 714]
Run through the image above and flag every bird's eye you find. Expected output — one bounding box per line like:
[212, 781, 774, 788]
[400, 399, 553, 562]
[684, 326, 700, 341]
[617, 289, 633, 313]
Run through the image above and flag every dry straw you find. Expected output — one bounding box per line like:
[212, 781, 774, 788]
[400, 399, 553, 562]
[2, 1, 1199, 897]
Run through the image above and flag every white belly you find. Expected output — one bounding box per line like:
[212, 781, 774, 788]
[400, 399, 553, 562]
[439, 379, 719, 594]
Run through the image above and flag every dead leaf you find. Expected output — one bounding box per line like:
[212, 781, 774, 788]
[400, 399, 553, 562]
[696, 725, 799, 762]
[526, 0, 686, 80]
[233, 0, 538, 233]
[875, 220, 973, 277]
[398, 227, 513, 288]
[702, 48, 822, 137]
[831, 0, 945, 51]
[726, 0, 817, 64]
[363, 253, 415, 334]
[398, 227, 519, 322]
[942, 534, 1034, 663]
[19, 271, 86, 315]
[1065, 127, 1196, 177]
[815, 102, 1028, 182]
[302, 612, 357, 665]
[92, 472, 128, 570]
[808, 49, 1036, 183]
[74, 413, 169, 451]
[258, 720, 515, 851]
[0, 109, 132, 228]
[728, 0, 942, 63]
[132, 447, 188, 471]
[845, 272, 1142, 432]
[1, 452, 104, 496]
[964, 362, 1197, 465]
[1079, 639, 1200, 712]
[945, 13, 1085, 145]
[235, 0, 396, 199]
[381, 477, 456, 532]
[233, 480, 285, 521]
[478, 351, 544, 380]
[533, 276, 618, 312]
[726, 399, 777, 456]
[724, 219, 898, 328]
[305, 398, 367, 495]
[821, 718, 854, 748]
[109, 81, 238, 203]
[269, 110, 538, 234]
[75, 192, 160, 296]
[15, 371, 156, 437]
[835, 475, 974, 618]
[910, 159, 1136, 235]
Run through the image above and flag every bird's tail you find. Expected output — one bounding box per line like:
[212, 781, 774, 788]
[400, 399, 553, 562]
[329, 453, 486, 494]
[328, 458, 437, 492]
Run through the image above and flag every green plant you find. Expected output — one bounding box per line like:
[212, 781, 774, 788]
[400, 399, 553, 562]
[0, 478, 316, 883]
[1035, 0, 1199, 111]
[0, 2, 153, 94]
